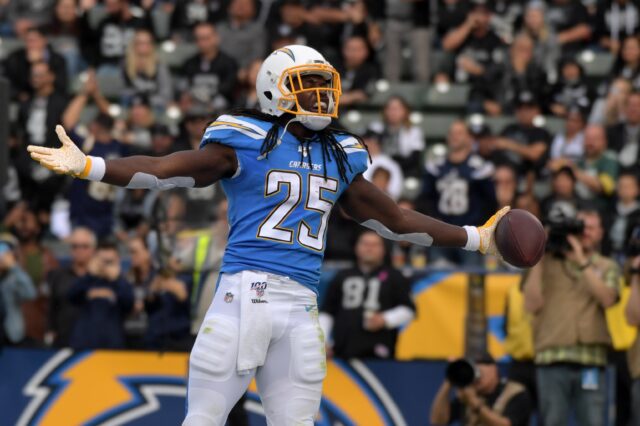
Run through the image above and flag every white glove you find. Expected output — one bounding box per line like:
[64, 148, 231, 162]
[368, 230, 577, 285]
[27, 125, 87, 176]
[478, 206, 510, 255]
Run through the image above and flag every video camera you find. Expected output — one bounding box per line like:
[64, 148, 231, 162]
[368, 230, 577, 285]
[545, 211, 584, 258]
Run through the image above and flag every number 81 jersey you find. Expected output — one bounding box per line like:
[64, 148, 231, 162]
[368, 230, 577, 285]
[200, 114, 369, 294]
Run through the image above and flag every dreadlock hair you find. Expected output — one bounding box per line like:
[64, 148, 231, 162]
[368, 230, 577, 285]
[223, 108, 370, 183]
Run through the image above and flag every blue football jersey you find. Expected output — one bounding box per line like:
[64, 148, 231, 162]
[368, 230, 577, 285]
[200, 114, 369, 293]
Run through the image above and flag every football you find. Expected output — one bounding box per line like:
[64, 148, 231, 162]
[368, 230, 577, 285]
[495, 209, 546, 268]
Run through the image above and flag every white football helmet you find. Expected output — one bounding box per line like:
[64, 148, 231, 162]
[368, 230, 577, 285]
[256, 45, 342, 131]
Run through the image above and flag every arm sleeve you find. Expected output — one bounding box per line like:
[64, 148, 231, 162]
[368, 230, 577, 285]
[115, 278, 135, 314]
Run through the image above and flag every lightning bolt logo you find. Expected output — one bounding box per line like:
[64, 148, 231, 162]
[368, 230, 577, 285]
[17, 350, 187, 426]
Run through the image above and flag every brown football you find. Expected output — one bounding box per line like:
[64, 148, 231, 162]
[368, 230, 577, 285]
[495, 209, 546, 268]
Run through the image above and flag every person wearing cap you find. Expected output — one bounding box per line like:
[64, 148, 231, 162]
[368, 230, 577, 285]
[430, 354, 534, 426]
[0, 240, 36, 346]
[493, 91, 551, 192]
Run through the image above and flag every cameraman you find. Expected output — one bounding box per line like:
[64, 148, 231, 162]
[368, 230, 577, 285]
[429, 355, 533, 426]
[523, 209, 619, 426]
[626, 256, 640, 426]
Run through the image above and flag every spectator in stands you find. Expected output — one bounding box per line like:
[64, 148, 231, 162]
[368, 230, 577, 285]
[46, 227, 96, 347]
[441, 0, 506, 111]
[179, 22, 238, 110]
[46, 0, 86, 78]
[382, 0, 430, 82]
[11, 206, 58, 345]
[595, 0, 640, 55]
[421, 120, 497, 267]
[7, 0, 55, 37]
[435, 0, 471, 41]
[482, 32, 546, 116]
[545, 0, 592, 57]
[514, 191, 542, 219]
[267, 0, 312, 51]
[494, 91, 551, 192]
[124, 236, 153, 348]
[524, 209, 619, 426]
[122, 29, 173, 110]
[217, 0, 266, 84]
[540, 166, 584, 222]
[609, 172, 640, 262]
[68, 240, 133, 349]
[320, 230, 415, 359]
[626, 256, 640, 426]
[113, 187, 153, 243]
[4, 26, 68, 101]
[430, 354, 533, 426]
[573, 125, 619, 210]
[612, 35, 640, 90]
[370, 96, 425, 177]
[80, 0, 154, 70]
[494, 164, 518, 209]
[362, 129, 404, 201]
[115, 94, 155, 152]
[549, 107, 586, 161]
[607, 91, 640, 169]
[234, 59, 262, 110]
[145, 272, 191, 351]
[390, 199, 428, 270]
[63, 79, 128, 238]
[591, 77, 632, 126]
[0, 240, 36, 346]
[548, 59, 593, 117]
[521, 1, 560, 76]
[338, 35, 379, 107]
[169, 0, 227, 41]
[488, 0, 525, 43]
[149, 123, 183, 156]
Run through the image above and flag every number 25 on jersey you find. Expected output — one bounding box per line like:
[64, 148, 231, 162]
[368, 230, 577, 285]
[257, 170, 338, 251]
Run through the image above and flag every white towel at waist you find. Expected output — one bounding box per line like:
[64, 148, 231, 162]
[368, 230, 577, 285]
[237, 270, 272, 374]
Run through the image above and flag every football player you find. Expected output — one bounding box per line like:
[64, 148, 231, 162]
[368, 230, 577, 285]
[28, 45, 508, 425]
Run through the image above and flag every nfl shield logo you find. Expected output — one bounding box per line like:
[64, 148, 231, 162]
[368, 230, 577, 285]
[224, 292, 234, 303]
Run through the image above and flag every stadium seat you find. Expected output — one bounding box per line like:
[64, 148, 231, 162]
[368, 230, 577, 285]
[0, 37, 23, 60]
[543, 115, 565, 135]
[421, 113, 459, 142]
[95, 72, 127, 100]
[365, 81, 427, 109]
[424, 84, 470, 110]
[339, 110, 379, 134]
[158, 42, 199, 70]
[152, 9, 172, 41]
[577, 50, 614, 78]
[485, 116, 513, 134]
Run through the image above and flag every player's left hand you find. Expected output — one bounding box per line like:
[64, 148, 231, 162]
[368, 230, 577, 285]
[478, 206, 510, 255]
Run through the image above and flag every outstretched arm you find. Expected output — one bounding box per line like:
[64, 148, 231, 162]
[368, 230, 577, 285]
[28, 126, 237, 189]
[340, 175, 508, 254]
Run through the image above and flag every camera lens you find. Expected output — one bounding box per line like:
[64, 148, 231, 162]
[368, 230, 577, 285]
[445, 359, 477, 387]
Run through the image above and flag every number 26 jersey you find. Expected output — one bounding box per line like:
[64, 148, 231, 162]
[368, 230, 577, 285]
[200, 114, 369, 294]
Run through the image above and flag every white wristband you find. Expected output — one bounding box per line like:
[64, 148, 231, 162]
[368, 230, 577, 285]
[463, 226, 480, 251]
[85, 156, 106, 181]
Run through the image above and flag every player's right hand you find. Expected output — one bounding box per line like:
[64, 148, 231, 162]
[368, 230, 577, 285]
[27, 125, 87, 176]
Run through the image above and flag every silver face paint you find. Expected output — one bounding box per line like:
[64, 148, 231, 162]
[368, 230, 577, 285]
[126, 172, 196, 190]
[360, 219, 434, 246]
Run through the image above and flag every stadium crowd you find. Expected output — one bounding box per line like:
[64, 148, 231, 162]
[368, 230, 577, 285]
[2, 0, 640, 424]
